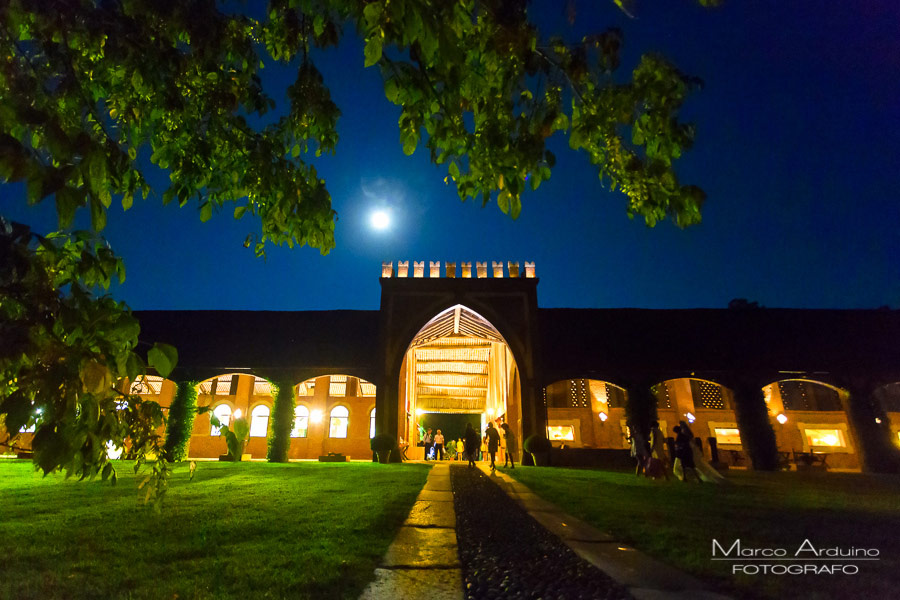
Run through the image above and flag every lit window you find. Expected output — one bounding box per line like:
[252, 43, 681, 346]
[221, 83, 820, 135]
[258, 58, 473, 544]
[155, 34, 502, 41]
[329, 375, 347, 397]
[547, 425, 575, 441]
[360, 381, 376, 397]
[292, 405, 309, 438]
[714, 427, 742, 445]
[369, 408, 376, 439]
[210, 404, 232, 436]
[329, 406, 349, 438]
[804, 429, 846, 448]
[131, 375, 164, 395]
[249, 405, 270, 437]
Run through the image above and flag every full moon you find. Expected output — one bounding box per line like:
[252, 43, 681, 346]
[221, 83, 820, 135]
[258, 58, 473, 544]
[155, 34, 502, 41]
[370, 209, 390, 230]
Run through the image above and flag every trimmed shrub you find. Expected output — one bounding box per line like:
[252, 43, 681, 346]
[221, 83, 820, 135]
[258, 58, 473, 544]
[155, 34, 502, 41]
[267, 381, 295, 463]
[732, 383, 778, 470]
[624, 384, 658, 443]
[370, 433, 396, 463]
[163, 381, 198, 462]
[523, 434, 551, 454]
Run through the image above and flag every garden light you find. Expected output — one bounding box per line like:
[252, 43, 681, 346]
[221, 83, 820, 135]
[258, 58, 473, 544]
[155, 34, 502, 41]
[233, 409, 242, 419]
[598, 411, 608, 422]
[685, 412, 695, 424]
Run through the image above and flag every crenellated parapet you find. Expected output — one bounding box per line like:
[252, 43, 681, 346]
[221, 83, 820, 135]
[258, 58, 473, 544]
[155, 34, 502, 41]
[381, 260, 536, 279]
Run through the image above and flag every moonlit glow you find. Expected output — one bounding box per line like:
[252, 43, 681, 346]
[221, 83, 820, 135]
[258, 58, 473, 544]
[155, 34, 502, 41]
[370, 210, 390, 230]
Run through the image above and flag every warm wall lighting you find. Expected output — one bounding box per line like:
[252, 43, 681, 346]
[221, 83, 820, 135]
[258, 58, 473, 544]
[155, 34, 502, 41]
[415, 408, 424, 416]
[598, 412, 608, 422]
[685, 412, 696, 424]
[234, 409, 243, 419]
[776, 413, 788, 424]
[311, 410, 323, 423]
[487, 407, 495, 416]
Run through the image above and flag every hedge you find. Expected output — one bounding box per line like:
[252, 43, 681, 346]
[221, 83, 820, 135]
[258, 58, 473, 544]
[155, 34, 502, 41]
[267, 381, 296, 462]
[163, 381, 198, 462]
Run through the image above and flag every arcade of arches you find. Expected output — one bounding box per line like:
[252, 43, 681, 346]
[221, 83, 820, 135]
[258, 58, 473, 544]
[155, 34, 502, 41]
[5, 261, 899, 471]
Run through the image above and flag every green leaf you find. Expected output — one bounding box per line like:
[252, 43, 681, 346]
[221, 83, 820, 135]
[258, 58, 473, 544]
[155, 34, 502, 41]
[199, 201, 212, 223]
[90, 196, 107, 231]
[509, 194, 522, 220]
[147, 343, 178, 378]
[121, 191, 133, 211]
[448, 162, 460, 180]
[0, 390, 32, 434]
[364, 36, 383, 68]
[402, 133, 417, 156]
[56, 187, 84, 229]
[384, 78, 399, 104]
[291, 144, 300, 158]
[497, 190, 510, 214]
[234, 205, 246, 219]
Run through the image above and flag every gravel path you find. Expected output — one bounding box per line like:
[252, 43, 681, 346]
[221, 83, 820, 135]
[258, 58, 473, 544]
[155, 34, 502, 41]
[450, 465, 632, 600]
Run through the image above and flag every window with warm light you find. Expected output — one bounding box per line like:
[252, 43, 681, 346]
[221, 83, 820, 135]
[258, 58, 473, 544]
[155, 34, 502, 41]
[329, 406, 349, 438]
[292, 405, 309, 438]
[804, 428, 846, 449]
[210, 404, 232, 436]
[714, 427, 742, 445]
[369, 408, 376, 438]
[249, 405, 270, 437]
[547, 425, 575, 441]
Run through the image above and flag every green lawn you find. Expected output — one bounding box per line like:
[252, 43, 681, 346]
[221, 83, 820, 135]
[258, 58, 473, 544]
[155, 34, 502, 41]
[0, 459, 430, 600]
[505, 466, 900, 600]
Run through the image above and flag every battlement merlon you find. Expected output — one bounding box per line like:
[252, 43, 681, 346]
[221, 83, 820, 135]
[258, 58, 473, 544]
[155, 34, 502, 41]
[380, 261, 536, 279]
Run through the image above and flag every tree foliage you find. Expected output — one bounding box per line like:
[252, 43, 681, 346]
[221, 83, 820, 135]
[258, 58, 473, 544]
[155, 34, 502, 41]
[0, 217, 177, 499]
[0, 0, 712, 492]
[162, 380, 198, 462]
[1, 0, 707, 257]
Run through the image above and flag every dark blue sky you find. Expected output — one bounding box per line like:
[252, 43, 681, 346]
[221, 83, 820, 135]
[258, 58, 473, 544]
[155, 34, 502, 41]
[3, 1, 899, 310]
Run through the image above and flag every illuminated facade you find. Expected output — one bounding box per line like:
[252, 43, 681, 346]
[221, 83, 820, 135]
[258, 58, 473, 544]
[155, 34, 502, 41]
[5, 261, 900, 471]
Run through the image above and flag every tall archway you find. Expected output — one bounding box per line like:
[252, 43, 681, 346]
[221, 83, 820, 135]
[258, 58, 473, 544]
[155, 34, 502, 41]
[399, 305, 523, 459]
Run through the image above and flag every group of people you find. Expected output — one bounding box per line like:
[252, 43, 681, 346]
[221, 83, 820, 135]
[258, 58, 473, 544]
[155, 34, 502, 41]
[630, 420, 725, 483]
[420, 421, 516, 470]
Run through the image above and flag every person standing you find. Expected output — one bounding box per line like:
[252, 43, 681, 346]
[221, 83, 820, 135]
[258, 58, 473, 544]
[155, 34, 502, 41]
[673, 424, 700, 482]
[484, 421, 502, 470]
[501, 423, 516, 468]
[434, 429, 445, 460]
[456, 438, 464, 461]
[423, 428, 434, 461]
[464, 423, 479, 468]
[629, 426, 650, 477]
[648, 421, 670, 480]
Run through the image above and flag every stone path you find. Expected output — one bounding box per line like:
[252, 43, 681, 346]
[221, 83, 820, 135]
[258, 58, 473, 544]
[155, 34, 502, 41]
[359, 462, 463, 600]
[360, 462, 733, 600]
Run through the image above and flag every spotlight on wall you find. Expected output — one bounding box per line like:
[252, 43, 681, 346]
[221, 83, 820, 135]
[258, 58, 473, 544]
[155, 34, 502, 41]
[415, 408, 424, 416]
[685, 412, 696, 424]
[598, 411, 608, 422]
[487, 407, 495, 416]
[776, 413, 788, 424]
[311, 410, 323, 423]
[234, 409, 243, 419]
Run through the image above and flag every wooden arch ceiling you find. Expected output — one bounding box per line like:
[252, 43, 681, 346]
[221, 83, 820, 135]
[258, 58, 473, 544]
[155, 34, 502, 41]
[409, 305, 506, 414]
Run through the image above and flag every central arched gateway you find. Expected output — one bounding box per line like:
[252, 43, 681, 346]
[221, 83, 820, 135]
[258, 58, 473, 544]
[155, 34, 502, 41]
[399, 305, 523, 457]
[375, 271, 544, 457]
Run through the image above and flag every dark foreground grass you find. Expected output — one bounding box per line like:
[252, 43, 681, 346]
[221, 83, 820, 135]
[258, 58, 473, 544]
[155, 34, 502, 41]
[0, 460, 430, 600]
[506, 467, 900, 600]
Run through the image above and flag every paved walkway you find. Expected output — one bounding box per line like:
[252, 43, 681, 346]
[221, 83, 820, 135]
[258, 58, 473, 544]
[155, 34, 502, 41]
[360, 462, 732, 600]
[359, 462, 463, 600]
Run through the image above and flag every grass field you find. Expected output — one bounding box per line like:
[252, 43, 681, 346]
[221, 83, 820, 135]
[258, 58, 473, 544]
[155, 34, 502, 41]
[505, 466, 900, 600]
[0, 459, 430, 600]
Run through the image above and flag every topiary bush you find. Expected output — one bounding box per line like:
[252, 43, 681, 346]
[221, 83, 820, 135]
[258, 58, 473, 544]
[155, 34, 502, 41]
[267, 380, 295, 463]
[523, 434, 551, 454]
[163, 380, 198, 462]
[371, 433, 396, 463]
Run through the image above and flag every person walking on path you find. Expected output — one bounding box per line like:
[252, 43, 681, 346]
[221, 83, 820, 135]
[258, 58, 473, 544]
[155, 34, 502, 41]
[423, 428, 434, 461]
[434, 429, 445, 460]
[648, 421, 670, 480]
[484, 421, 502, 470]
[629, 426, 650, 477]
[464, 423, 479, 468]
[501, 422, 516, 468]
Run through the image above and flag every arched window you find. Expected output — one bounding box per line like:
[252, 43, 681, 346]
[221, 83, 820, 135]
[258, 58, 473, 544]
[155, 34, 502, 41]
[292, 405, 309, 438]
[369, 408, 376, 438]
[329, 406, 349, 438]
[250, 405, 270, 437]
[210, 404, 232, 436]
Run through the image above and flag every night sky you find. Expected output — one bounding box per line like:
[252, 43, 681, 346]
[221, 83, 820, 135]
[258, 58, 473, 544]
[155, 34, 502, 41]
[3, 1, 899, 311]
